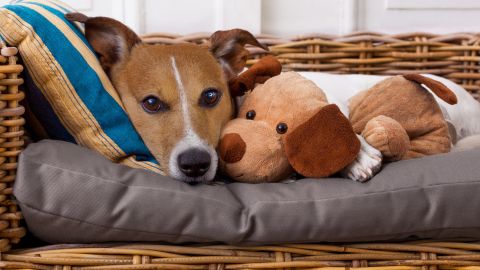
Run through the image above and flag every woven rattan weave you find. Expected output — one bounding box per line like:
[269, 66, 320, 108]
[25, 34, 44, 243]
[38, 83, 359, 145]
[1, 32, 480, 269]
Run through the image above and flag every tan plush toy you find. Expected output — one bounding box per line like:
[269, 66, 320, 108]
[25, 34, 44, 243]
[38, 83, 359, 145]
[220, 71, 361, 182]
[349, 74, 456, 161]
[219, 66, 457, 183]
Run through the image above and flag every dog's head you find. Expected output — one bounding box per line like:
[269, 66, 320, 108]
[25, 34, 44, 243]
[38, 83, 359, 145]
[66, 13, 267, 183]
[218, 72, 360, 183]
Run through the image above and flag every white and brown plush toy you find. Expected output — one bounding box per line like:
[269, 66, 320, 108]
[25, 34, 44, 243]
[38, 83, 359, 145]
[219, 69, 457, 183]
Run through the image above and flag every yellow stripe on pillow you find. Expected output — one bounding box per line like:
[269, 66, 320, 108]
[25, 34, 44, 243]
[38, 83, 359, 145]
[0, 0, 164, 174]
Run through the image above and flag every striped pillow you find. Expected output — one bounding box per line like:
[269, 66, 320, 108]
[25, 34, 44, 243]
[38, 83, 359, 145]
[0, 0, 163, 174]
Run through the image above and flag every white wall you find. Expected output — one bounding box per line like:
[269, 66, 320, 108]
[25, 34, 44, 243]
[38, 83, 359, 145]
[1, 0, 480, 36]
[261, 0, 357, 36]
[360, 0, 480, 34]
[142, 0, 261, 35]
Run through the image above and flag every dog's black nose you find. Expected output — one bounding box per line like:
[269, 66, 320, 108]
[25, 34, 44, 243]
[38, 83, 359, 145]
[178, 149, 211, 177]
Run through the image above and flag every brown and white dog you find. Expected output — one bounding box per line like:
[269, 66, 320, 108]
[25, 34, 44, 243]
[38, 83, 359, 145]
[66, 13, 268, 183]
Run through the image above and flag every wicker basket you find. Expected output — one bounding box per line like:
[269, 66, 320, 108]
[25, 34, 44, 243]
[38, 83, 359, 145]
[1, 32, 480, 269]
[0, 46, 26, 254]
[143, 31, 480, 101]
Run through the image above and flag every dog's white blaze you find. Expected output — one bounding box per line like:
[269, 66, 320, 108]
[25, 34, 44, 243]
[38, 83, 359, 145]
[168, 56, 218, 182]
[171, 56, 195, 134]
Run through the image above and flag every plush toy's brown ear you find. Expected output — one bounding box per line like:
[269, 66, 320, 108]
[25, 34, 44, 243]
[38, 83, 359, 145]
[403, 74, 457, 105]
[283, 104, 361, 178]
[209, 29, 268, 80]
[228, 55, 282, 96]
[65, 12, 142, 76]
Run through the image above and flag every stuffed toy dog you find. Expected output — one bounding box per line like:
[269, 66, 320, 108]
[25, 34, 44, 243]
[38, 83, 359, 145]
[219, 64, 457, 182]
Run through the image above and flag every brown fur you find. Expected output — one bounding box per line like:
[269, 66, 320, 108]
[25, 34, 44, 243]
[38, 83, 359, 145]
[218, 133, 246, 163]
[361, 115, 410, 161]
[228, 55, 282, 96]
[66, 14, 266, 179]
[349, 75, 453, 160]
[219, 72, 359, 182]
[403, 74, 457, 105]
[113, 44, 233, 168]
[219, 73, 456, 183]
[284, 104, 360, 178]
[209, 29, 268, 80]
[67, 13, 143, 76]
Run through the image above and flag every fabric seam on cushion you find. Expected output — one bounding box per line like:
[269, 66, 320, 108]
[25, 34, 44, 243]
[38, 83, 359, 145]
[21, 202, 216, 241]
[246, 179, 480, 205]
[240, 181, 480, 242]
[20, 199, 480, 244]
[19, 155, 242, 209]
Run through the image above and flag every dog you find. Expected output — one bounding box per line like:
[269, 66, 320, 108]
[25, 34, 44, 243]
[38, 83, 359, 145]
[300, 72, 480, 182]
[66, 13, 268, 183]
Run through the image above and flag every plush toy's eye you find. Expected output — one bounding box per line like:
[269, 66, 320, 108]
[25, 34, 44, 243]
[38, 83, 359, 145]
[142, 95, 169, 113]
[200, 88, 222, 107]
[276, 122, 288, 134]
[246, 110, 256, 120]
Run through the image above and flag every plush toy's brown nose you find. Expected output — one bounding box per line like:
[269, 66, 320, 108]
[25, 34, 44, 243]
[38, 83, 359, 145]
[218, 133, 246, 163]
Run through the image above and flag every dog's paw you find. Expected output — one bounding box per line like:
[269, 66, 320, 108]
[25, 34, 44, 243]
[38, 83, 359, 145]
[340, 135, 383, 182]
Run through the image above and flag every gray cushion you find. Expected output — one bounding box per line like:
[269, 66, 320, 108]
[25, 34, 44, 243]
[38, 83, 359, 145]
[14, 140, 480, 244]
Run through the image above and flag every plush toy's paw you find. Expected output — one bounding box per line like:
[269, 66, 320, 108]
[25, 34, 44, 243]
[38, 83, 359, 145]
[362, 115, 410, 161]
[340, 135, 382, 182]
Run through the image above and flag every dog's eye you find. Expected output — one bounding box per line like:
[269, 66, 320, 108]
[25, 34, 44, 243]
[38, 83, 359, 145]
[141, 96, 169, 113]
[276, 122, 288, 134]
[199, 88, 222, 107]
[246, 110, 256, 120]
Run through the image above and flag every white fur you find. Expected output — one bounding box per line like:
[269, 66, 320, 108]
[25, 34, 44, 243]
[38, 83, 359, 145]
[299, 72, 480, 140]
[340, 135, 382, 182]
[298, 72, 480, 181]
[219, 58, 235, 78]
[453, 134, 480, 152]
[422, 74, 480, 139]
[168, 57, 218, 183]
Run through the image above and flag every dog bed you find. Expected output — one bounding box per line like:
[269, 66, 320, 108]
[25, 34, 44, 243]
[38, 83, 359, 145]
[14, 139, 480, 244]
[2, 8, 480, 267]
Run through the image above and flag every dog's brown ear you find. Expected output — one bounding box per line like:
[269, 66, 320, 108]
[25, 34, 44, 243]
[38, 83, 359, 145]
[65, 12, 141, 76]
[283, 104, 361, 178]
[209, 29, 268, 80]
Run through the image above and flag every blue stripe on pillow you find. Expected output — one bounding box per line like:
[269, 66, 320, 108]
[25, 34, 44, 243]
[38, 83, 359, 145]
[24, 71, 77, 143]
[5, 5, 158, 164]
[5, 8, 120, 157]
